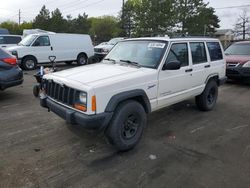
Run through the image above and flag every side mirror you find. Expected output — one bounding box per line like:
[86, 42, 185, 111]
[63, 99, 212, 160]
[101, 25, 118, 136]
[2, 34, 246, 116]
[162, 60, 181, 70]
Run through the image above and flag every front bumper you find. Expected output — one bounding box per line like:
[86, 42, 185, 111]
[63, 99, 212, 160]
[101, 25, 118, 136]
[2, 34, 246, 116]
[41, 97, 113, 130]
[0, 66, 23, 90]
[226, 67, 250, 79]
[94, 53, 108, 60]
[0, 78, 23, 90]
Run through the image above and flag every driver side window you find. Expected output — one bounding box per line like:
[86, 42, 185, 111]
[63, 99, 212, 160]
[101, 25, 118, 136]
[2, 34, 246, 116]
[166, 43, 189, 67]
[33, 36, 50, 47]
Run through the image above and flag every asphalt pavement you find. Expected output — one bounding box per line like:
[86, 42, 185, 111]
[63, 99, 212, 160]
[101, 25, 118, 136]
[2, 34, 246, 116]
[0, 64, 250, 188]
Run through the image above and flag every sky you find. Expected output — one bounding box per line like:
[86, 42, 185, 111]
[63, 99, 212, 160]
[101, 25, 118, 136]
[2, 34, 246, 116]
[0, 0, 250, 29]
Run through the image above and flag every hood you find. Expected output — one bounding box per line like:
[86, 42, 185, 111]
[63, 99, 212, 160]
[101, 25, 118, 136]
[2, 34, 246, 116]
[6, 45, 27, 51]
[94, 44, 114, 50]
[45, 63, 152, 87]
[225, 55, 250, 64]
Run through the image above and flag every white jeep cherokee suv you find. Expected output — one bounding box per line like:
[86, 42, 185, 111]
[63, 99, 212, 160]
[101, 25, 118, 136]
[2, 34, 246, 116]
[40, 37, 227, 151]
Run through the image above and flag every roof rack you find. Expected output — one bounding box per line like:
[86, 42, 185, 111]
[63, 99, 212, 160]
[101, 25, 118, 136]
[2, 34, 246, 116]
[171, 35, 215, 39]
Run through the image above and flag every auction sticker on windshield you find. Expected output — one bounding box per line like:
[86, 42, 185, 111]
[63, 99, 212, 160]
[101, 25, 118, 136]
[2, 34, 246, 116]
[148, 43, 166, 48]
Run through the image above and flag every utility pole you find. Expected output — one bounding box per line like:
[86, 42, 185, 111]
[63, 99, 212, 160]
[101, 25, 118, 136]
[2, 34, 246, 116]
[18, 9, 21, 25]
[122, 0, 125, 36]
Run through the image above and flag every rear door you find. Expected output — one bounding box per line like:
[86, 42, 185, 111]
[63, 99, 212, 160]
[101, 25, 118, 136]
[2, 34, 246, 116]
[189, 42, 210, 92]
[157, 42, 193, 108]
[31, 35, 53, 63]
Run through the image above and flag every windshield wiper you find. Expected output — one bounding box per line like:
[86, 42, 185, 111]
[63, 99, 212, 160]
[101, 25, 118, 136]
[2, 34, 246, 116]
[120, 59, 141, 68]
[103, 58, 116, 63]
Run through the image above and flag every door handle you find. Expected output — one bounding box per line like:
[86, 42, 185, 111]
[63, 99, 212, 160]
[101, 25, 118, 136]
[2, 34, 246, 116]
[2, 46, 6, 48]
[185, 68, 193, 72]
[204, 65, 211, 68]
[51, 46, 53, 51]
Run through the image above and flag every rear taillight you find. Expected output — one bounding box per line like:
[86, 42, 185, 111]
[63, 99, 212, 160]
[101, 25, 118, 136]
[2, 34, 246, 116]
[1, 58, 17, 65]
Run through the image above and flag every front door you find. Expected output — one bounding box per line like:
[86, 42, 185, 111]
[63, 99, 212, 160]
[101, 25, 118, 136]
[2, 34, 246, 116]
[158, 42, 193, 108]
[31, 35, 53, 63]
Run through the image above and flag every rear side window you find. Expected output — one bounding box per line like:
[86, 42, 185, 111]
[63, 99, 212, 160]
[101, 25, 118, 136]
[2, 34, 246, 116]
[5, 36, 22, 44]
[207, 42, 223, 61]
[190, 42, 207, 64]
[0, 36, 4, 44]
[166, 43, 189, 67]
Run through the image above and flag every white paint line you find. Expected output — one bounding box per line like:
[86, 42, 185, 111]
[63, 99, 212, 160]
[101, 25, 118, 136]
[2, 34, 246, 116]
[1, 103, 21, 109]
[231, 125, 249, 130]
[190, 126, 205, 134]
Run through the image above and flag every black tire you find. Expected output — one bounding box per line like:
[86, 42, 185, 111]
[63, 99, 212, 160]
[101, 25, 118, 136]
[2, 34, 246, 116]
[196, 80, 218, 111]
[105, 100, 147, 151]
[22, 56, 37, 70]
[33, 85, 40, 97]
[77, 53, 88, 66]
[65, 61, 73, 65]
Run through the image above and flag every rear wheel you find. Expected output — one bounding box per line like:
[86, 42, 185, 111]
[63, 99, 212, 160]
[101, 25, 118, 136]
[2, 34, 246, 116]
[105, 100, 147, 151]
[22, 56, 37, 70]
[77, 53, 88, 66]
[196, 80, 218, 111]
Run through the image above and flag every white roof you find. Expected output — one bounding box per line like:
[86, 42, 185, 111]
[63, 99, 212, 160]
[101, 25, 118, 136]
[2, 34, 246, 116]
[125, 37, 219, 42]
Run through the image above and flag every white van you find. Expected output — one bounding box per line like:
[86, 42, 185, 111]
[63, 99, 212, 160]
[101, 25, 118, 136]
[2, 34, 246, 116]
[7, 33, 94, 70]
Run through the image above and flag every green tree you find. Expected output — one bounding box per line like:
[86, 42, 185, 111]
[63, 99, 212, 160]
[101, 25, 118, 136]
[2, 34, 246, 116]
[0, 21, 33, 35]
[174, 0, 219, 35]
[70, 13, 91, 34]
[185, 7, 220, 35]
[50, 8, 67, 32]
[33, 5, 50, 30]
[90, 16, 121, 42]
[122, 0, 177, 37]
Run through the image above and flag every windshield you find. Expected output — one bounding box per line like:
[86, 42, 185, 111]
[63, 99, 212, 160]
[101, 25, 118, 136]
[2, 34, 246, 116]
[19, 35, 37, 46]
[104, 40, 168, 68]
[225, 43, 250, 55]
[107, 38, 123, 45]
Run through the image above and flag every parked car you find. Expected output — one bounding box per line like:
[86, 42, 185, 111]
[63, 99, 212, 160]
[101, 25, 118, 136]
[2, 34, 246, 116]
[40, 37, 226, 151]
[225, 41, 250, 82]
[7, 33, 94, 70]
[0, 28, 9, 35]
[0, 35, 22, 48]
[94, 37, 126, 60]
[0, 48, 23, 90]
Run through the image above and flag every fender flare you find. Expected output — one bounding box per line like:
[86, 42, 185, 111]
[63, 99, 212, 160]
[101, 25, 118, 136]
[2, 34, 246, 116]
[105, 89, 151, 113]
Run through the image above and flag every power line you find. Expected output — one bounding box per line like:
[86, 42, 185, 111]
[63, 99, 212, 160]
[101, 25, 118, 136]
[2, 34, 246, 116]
[62, 0, 105, 15]
[215, 4, 250, 10]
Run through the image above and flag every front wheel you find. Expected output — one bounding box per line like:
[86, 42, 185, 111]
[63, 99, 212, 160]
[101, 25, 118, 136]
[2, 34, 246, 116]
[22, 56, 37, 70]
[105, 100, 147, 151]
[196, 80, 218, 111]
[33, 84, 40, 97]
[77, 54, 88, 66]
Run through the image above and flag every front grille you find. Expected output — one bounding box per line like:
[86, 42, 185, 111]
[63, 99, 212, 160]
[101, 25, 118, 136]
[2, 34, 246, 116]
[227, 62, 239, 68]
[94, 48, 103, 53]
[44, 80, 80, 106]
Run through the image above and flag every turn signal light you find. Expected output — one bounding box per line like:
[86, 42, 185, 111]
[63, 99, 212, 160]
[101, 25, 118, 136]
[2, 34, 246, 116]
[92, 95, 96, 112]
[74, 103, 87, 112]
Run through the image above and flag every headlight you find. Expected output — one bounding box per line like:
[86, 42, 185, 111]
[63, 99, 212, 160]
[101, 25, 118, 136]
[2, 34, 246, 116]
[102, 48, 109, 53]
[74, 92, 87, 112]
[242, 61, 250, 68]
[79, 92, 87, 104]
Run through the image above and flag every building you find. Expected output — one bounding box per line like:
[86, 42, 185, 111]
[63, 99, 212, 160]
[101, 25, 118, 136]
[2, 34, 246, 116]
[214, 29, 234, 48]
